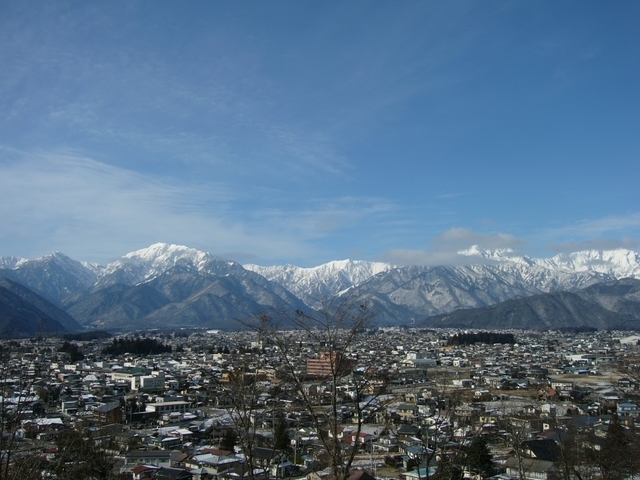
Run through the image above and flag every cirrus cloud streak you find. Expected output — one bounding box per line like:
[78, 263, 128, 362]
[0, 149, 388, 265]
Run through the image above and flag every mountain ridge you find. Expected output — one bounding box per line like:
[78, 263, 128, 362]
[1, 243, 640, 331]
[422, 277, 640, 330]
[0, 277, 82, 337]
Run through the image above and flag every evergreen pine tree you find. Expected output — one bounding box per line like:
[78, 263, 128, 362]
[432, 454, 462, 480]
[220, 428, 237, 452]
[598, 415, 632, 480]
[273, 415, 290, 451]
[465, 436, 495, 478]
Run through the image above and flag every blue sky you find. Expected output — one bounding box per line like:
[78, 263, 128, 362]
[1, 1, 639, 266]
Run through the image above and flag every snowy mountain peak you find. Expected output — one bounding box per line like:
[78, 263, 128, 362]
[244, 258, 393, 308]
[0, 256, 26, 269]
[0, 250, 97, 301]
[457, 246, 532, 265]
[458, 245, 489, 257]
[123, 243, 210, 262]
[28, 251, 95, 276]
[545, 249, 640, 278]
[244, 258, 392, 283]
[98, 243, 245, 287]
[309, 259, 392, 274]
[1, 252, 78, 270]
[32, 251, 71, 264]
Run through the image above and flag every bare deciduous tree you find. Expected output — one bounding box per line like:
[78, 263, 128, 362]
[0, 340, 42, 480]
[245, 298, 383, 480]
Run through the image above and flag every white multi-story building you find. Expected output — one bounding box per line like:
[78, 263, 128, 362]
[145, 400, 190, 415]
[137, 374, 165, 393]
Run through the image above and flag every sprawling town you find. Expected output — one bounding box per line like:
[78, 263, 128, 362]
[2, 322, 640, 480]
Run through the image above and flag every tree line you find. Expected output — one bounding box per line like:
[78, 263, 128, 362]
[447, 331, 515, 346]
[102, 337, 171, 355]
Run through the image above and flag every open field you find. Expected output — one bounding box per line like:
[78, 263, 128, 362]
[549, 370, 622, 386]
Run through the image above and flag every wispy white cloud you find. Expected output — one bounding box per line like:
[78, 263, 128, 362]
[0, 148, 394, 265]
[548, 237, 638, 253]
[380, 227, 526, 266]
[249, 196, 396, 245]
[384, 215, 640, 266]
[2, 148, 638, 267]
[433, 227, 525, 250]
[380, 248, 473, 267]
[0, 149, 240, 261]
[541, 213, 640, 253]
[432, 192, 465, 200]
[0, 4, 352, 185]
[545, 212, 640, 238]
[264, 126, 349, 177]
[530, 214, 640, 258]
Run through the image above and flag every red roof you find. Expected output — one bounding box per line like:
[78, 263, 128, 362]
[131, 465, 158, 474]
[201, 448, 233, 456]
[348, 470, 377, 480]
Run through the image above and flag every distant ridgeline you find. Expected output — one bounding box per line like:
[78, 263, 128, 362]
[447, 332, 516, 346]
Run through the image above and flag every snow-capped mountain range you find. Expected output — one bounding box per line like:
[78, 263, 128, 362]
[244, 259, 392, 308]
[1, 242, 640, 330]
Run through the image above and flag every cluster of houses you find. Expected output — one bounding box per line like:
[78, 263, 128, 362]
[2, 327, 640, 479]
